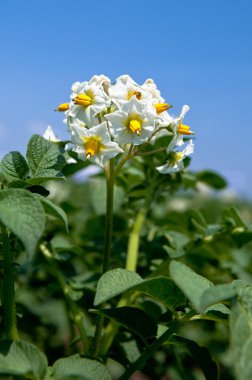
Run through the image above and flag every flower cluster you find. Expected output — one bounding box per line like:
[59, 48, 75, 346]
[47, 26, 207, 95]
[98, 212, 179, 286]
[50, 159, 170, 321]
[56, 74, 194, 173]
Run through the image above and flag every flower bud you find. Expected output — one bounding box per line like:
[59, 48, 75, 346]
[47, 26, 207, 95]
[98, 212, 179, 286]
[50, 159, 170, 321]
[55, 102, 69, 112]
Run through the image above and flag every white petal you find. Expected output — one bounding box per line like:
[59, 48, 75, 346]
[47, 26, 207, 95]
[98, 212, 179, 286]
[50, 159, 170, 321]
[43, 126, 60, 142]
[180, 105, 190, 119]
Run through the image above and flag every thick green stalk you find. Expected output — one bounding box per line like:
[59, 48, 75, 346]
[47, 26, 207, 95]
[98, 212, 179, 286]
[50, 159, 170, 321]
[91, 159, 115, 357]
[41, 244, 89, 355]
[102, 159, 115, 273]
[1, 223, 19, 340]
[126, 207, 146, 272]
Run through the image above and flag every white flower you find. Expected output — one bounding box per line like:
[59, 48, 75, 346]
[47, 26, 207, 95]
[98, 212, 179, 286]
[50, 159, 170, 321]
[65, 115, 87, 135]
[172, 105, 194, 136]
[89, 74, 111, 86]
[105, 96, 158, 145]
[108, 75, 152, 108]
[71, 121, 123, 167]
[67, 79, 111, 127]
[43, 126, 60, 142]
[156, 139, 194, 174]
[141, 78, 165, 103]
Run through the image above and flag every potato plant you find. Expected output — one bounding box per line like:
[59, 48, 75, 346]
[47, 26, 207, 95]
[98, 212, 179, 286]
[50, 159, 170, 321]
[0, 75, 252, 380]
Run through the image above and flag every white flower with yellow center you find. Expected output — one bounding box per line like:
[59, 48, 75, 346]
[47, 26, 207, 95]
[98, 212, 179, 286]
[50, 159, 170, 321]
[71, 121, 123, 167]
[173, 105, 194, 136]
[105, 96, 158, 145]
[154, 104, 193, 143]
[108, 75, 152, 108]
[67, 80, 111, 127]
[156, 139, 194, 174]
[140, 78, 174, 131]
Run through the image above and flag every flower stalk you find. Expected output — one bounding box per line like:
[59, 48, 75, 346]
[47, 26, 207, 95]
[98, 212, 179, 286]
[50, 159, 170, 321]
[103, 158, 115, 273]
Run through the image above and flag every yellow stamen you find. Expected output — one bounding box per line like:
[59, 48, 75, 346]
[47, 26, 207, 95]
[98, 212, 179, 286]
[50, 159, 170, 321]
[85, 138, 100, 157]
[129, 119, 141, 135]
[54, 102, 69, 112]
[154, 103, 172, 114]
[175, 152, 183, 161]
[74, 93, 92, 107]
[168, 151, 183, 166]
[178, 124, 194, 135]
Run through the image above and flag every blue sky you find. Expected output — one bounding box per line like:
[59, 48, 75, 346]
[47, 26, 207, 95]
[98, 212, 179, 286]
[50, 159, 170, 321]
[0, 0, 251, 197]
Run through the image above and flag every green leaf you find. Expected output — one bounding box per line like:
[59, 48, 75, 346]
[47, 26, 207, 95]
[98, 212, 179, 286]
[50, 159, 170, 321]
[169, 260, 213, 312]
[231, 297, 252, 380]
[163, 231, 189, 258]
[94, 269, 142, 306]
[37, 196, 68, 231]
[49, 355, 112, 380]
[121, 340, 141, 364]
[197, 170, 227, 189]
[8, 180, 29, 188]
[204, 303, 230, 323]
[165, 335, 218, 380]
[222, 206, 248, 229]
[199, 283, 237, 312]
[0, 189, 45, 258]
[94, 306, 157, 341]
[26, 134, 66, 180]
[0, 151, 29, 182]
[94, 269, 185, 311]
[131, 277, 185, 311]
[0, 340, 47, 379]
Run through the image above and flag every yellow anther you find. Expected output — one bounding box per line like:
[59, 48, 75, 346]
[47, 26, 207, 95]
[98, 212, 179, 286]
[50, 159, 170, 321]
[54, 102, 69, 112]
[128, 90, 142, 100]
[154, 103, 172, 114]
[178, 124, 194, 135]
[129, 119, 141, 134]
[133, 91, 142, 100]
[85, 138, 100, 157]
[74, 93, 93, 107]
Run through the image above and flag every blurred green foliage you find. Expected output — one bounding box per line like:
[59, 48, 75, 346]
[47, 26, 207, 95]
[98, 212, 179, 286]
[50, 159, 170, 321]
[1, 135, 252, 379]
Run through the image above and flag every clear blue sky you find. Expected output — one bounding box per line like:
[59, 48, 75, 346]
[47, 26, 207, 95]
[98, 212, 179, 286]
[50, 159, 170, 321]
[0, 0, 251, 197]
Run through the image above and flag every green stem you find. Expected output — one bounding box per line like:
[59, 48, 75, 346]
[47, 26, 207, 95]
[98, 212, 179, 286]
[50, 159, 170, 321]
[91, 159, 115, 358]
[102, 159, 115, 273]
[114, 144, 134, 175]
[40, 244, 89, 355]
[118, 312, 195, 380]
[126, 208, 146, 272]
[1, 223, 19, 340]
[136, 146, 166, 156]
